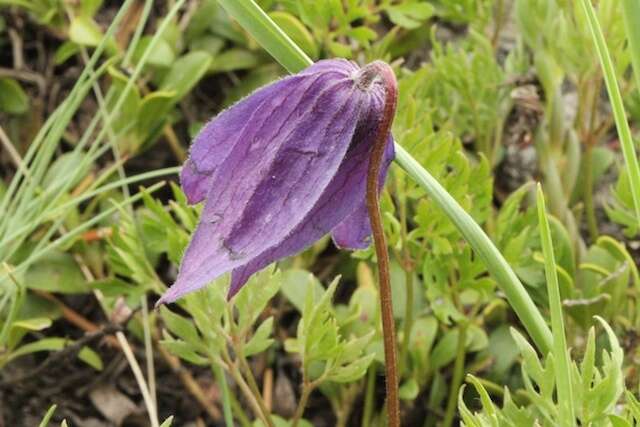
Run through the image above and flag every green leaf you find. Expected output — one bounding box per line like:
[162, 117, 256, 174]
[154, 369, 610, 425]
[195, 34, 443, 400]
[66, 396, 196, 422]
[89, 278, 136, 298]
[160, 339, 209, 366]
[235, 268, 280, 330]
[136, 91, 175, 138]
[80, 0, 103, 17]
[244, 316, 274, 357]
[159, 416, 174, 427]
[466, 375, 498, 422]
[189, 35, 225, 57]
[68, 16, 104, 46]
[210, 48, 261, 72]
[431, 329, 459, 370]
[330, 355, 375, 383]
[280, 269, 325, 313]
[54, 41, 81, 65]
[399, 378, 419, 400]
[160, 306, 201, 346]
[386, 3, 434, 29]
[609, 415, 632, 427]
[133, 36, 176, 68]
[25, 251, 87, 294]
[38, 405, 57, 427]
[161, 51, 212, 99]
[269, 11, 318, 59]
[6, 337, 101, 370]
[0, 78, 28, 114]
[78, 346, 103, 371]
[12, 317, 52, 331]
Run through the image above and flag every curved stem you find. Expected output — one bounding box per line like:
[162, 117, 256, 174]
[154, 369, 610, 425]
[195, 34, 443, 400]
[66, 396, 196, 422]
[362, 61, 400, 427]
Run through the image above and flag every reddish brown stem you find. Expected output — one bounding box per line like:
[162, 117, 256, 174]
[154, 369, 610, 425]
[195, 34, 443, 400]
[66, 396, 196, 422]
[361, 61, 400, 427]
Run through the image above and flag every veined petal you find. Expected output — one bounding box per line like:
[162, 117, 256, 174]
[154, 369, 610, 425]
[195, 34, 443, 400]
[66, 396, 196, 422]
[331, 135, 395, 250]
[159, 60, 371, 304]
[181, 77, 298, 204]
[227, 103, 392, 299]
[181, 59, 359, 205]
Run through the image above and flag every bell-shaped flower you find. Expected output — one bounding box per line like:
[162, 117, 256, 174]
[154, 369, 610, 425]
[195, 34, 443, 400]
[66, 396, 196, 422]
[158, 59, 395, 304]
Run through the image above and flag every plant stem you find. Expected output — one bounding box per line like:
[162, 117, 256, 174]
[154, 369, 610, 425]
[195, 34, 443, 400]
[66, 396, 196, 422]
[229, 390, 253, 427]
[116, 331, 159, 427]
[237, 351, 274, 427]
[140, 298, 158, 414]
[227, 359, 274, 427]
[398, 184, 414, 376]
[212, 364, 234, 427]
[442, 322, 468, 427]
[361, 365, 377, 427]
[362, 61, 400, 427]
[399, 267, 414, 375]
[291, 380, 315, 427]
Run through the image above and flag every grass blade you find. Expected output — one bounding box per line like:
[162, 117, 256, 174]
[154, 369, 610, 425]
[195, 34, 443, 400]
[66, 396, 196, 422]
[217, 0, 311, 73]
[536, 184, 575, 427]
[581, 0, 640, 226]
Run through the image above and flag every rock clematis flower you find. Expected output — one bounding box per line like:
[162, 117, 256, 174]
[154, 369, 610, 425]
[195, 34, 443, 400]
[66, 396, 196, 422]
[158, 59, 395, 305]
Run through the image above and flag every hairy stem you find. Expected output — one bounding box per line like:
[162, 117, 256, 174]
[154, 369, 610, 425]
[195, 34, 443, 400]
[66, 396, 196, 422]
[362, 60, 400, 427]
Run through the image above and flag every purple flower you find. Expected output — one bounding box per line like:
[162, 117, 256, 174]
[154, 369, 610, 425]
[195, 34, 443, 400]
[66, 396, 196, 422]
[158, 59, 395, 304]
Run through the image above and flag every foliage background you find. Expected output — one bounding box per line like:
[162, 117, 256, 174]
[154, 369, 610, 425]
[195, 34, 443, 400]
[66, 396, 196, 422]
[1, 0, 640, 426]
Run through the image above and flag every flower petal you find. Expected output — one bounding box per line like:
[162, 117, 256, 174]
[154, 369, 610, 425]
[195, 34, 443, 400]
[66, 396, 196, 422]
[227, 112, 392, 300]
[331, 135, 395, 250]
[181, 59, 359, 205]
[159, 61, 370, 304]
[180, 78, 292, 204]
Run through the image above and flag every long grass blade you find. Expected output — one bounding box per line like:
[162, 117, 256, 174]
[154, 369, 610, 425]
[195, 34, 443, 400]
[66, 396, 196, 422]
[580, 0, 640, 226]
[217, 0, 311, 73]
[536, 184, 575, 427]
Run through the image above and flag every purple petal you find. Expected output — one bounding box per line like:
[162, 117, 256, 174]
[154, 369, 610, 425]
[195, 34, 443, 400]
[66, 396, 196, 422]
[181, 59, 359, 205]
[159, 60, 372, 304]
[331, 135, 395, 250]
[227, 115, 393, 300]
[180, 78, 291, 204]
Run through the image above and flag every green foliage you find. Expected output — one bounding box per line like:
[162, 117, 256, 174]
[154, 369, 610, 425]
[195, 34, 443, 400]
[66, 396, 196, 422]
[459, 319, 627, 426]
[285, 278, 374, 384]
[5, 0, 640, 425]
[0, 78, 29, 115]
